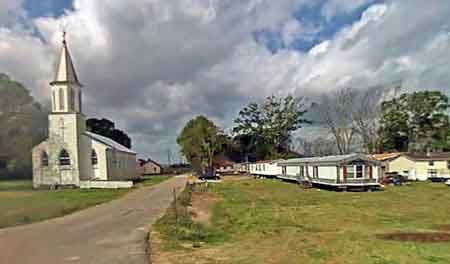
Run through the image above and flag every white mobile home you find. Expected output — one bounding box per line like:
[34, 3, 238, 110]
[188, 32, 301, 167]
[250, 160, 284, 178]
[277, 154, 381, 191]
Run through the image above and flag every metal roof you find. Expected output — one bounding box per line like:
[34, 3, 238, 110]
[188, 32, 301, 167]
[277, 153, 379, 166]
[85, 131, 136, 154]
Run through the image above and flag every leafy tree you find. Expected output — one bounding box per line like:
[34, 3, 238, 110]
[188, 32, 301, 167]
[177, 116, 224, 173]
[0, 74, 48, 179]
[233, 95, 309, 159]
[86, 118, 132, 148]
[379, 91, 450, 152]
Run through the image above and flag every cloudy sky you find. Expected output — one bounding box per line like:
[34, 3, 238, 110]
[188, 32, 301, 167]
[1, 0, 450, 162]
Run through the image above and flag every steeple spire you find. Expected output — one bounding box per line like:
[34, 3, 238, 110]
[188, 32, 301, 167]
[50, 31, 82, 86]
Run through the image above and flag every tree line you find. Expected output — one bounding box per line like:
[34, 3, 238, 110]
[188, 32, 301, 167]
[178, 86, 450, 173]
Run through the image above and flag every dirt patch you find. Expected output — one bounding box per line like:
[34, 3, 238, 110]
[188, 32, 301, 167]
[221, 175, 251, 182]
[377, 232, 450, 243]
[190, 192, 221, 225]
[435, 225, 450, 231]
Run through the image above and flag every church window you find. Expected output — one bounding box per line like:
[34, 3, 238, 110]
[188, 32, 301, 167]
[70, 89, 75, 110]
[41, 151, 49, 167]
[52, 91, 56, 111]
[78, 92, 82, 112]
[59, 89, 65, 111]
[59, 149, 71, 166]
[91, 150, 98, 165]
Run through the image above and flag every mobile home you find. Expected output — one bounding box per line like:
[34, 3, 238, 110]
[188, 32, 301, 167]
[250, 160, 284, 178]
[277, 154, 381, 191]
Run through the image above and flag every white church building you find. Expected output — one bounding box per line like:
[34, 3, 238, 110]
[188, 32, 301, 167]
[32, 35, 137, 189]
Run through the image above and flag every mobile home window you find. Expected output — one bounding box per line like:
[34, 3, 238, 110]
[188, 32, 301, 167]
[356, 165, 364, 178]
[313, 166, 318, 178]
[346, 165, 355, 179]
[263, 164, 266, 171]
[428, 169, 437, 177]
[447, 161, 450, 169]
[299, 166, 304, 177]
[429, 161, 434, 166]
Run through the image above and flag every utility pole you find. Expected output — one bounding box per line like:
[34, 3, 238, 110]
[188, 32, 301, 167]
[167, 149, 172, 166]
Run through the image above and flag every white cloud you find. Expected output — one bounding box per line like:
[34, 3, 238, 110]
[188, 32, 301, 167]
[1, 0, 450, 161]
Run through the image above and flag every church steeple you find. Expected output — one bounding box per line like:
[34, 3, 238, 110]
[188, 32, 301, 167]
[50, 32, 83, 114]
[50, 31, 82, 86]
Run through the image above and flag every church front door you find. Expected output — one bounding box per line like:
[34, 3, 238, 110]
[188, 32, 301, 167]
[60, 168, 75, 185]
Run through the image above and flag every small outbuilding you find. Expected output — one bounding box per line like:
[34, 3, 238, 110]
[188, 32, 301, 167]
[277, 153, 381, 191]
[137, 159, 163, 176]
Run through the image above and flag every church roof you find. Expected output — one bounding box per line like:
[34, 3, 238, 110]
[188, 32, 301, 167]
[85, 131, 136, 154]
[50, 34, 82, 86]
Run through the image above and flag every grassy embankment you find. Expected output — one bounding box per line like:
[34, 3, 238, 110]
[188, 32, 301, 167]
[154, 179, 450, 264]
[0, 175, 173, 229]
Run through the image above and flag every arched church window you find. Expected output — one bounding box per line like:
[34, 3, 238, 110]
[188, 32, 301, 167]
[59, 89, 65, 111]
[59, 149, 71, 166]
[91, 149, 98, 165]
[41, 151, 49, 167]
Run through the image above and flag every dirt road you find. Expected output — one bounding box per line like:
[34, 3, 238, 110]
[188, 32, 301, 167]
[0, 176, 186, 264]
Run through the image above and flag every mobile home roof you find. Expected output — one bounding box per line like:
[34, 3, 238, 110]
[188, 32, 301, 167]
[277, 153, 379, 166]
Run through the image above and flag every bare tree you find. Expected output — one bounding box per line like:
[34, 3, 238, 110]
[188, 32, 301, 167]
[296, 136, 338, 157]
[318, 87, 357, 154]
[352, 82, 403, 153]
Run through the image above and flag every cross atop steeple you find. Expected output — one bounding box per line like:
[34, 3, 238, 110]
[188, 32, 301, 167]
[50, 31, 82, 86]
[62, 30, 67, 45]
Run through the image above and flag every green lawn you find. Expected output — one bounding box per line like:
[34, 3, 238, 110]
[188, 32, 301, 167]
[155, 180, 450, 264]
[0, 180, 129, 229]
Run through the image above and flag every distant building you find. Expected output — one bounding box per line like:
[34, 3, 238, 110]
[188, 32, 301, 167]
[385, 152, 450, 181]
[32, 34, 137, 189]
[137, 159, 163, 175]
[370, 153, 403, 177]
[213, 154, 235, 174]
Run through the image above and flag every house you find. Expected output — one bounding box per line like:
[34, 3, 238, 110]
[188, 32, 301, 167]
[387, 152, 450, 181]
[277, 153, 381, 191]
[137, 159, 163, 175]
[32, 34, 137, 189]
[370, 153, 403, 178]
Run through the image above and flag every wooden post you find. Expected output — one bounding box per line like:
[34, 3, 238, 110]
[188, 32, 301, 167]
[173, 188, 178, 224]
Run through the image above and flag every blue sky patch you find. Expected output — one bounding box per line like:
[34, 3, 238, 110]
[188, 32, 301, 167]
[24, 0, 73, 18]
[254, 0, 383, 53]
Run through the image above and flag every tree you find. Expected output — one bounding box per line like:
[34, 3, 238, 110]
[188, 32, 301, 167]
[353, 83, 402, 153]
[86, 118, 132, 148]
[317, 88, 357, 154]
[177, 116, 224, 173]
[0, 74, 48, 179]
[296, 136, 338, 157]
[379, 91, 450, 152]
[233, 95, 309, 159]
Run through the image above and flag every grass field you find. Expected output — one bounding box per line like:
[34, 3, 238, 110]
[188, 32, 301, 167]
[154, 179, 450, 264]
[0, 175, 174, 229]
